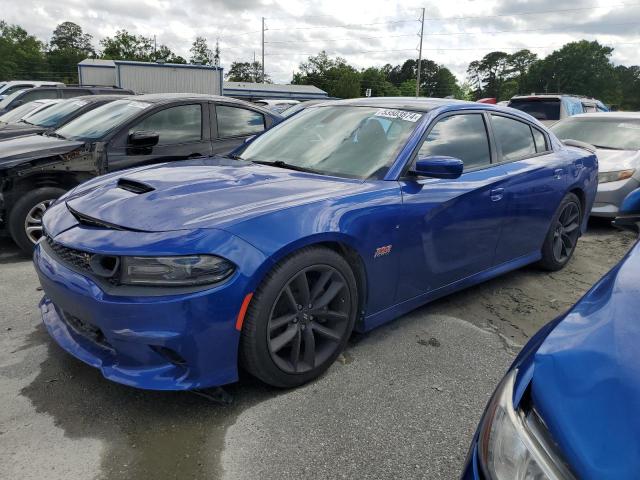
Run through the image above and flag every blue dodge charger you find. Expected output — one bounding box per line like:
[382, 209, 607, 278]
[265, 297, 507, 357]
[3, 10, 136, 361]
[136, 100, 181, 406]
[461, 188, 640, 480]
[35, 98, 597, 390]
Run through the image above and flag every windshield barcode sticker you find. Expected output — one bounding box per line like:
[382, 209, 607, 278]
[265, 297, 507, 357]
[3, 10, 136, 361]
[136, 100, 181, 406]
[375, 109, 422, 122]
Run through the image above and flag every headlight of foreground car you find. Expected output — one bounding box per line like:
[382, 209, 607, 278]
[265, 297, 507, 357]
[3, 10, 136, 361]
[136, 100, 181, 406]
[120, 255, 235, 286]
[598, 169, 635, 184]
[478, 370, 575, 480]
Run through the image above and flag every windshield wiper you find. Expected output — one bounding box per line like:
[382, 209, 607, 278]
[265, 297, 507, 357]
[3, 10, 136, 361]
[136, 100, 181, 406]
[45, 131, 67, 140]
[19, 119, 34, 126]
[226, 153, 244, 160]
[592, 145, 624, 150]
[252, 160, 323, 174]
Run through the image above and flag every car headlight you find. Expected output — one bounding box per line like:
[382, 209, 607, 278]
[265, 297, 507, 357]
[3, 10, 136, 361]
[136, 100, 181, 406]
[120, 255, 235, 286]
[598, 169, 635, 184]
[478, 370, 575, 480]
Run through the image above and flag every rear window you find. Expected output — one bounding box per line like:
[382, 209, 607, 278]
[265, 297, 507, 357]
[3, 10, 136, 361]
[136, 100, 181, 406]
[551, 117, 640, 150]
[508, 98, 560, 121]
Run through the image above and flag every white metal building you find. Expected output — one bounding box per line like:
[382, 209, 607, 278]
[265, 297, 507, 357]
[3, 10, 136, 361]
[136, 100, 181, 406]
[77, 59, 224, 95]
[77, 59, 117, 86]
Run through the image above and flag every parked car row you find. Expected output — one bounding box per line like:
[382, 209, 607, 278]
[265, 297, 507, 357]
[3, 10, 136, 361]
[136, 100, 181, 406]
[507, 93, 609, 125]
[0, 93, 283, 252]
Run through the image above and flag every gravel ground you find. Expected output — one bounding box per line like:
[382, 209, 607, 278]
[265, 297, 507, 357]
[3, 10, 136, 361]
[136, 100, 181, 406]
[0, 219, 635, 480]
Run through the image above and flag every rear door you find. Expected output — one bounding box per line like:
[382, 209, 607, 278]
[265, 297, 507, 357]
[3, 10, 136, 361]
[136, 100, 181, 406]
[106, 101, 212, 172]
[488, 113, 568, 264]
[396, 112, 508, 301]
[211, 103, 267, 154]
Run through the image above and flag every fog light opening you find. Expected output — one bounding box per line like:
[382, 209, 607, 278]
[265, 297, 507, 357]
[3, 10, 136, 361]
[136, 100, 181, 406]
[152, 346, 187, 368]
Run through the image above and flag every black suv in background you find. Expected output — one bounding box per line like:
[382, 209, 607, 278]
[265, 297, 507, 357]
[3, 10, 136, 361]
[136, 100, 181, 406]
[0, 85, 134, 115]
[0, 93, 282, 253]
[0, 95, 127, 140]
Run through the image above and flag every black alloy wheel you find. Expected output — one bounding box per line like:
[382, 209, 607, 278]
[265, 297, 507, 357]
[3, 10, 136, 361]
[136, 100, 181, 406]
[267, 265, 351, 374]
[552, 201, 581, 263]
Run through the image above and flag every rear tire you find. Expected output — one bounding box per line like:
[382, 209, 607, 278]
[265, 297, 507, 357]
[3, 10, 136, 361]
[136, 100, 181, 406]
[240, 247, 358, 388]
[8, 187, 66, 255]
[538, 192, 582, 271]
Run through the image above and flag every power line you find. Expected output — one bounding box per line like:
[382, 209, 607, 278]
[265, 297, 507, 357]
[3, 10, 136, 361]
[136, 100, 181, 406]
[265, 19, 420, 32]
[265, 33, 416, 45]
[419, 21, 640, 36]
[264, 48, 418, 57]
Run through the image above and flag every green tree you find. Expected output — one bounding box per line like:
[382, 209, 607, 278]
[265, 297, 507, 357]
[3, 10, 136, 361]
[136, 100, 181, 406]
[526, 40, 620, 104]
[507, 49, 538, 94]
[361, 67, 398, 96]
[48, 22, 95, 83]
[189, 36, 213, 65]
[226, 61, 270, 82]
[292, 51, 361, 98]
[399, 79, 417, 96]
[0, 21, 47, 80]
[614, 65, 640, 110]
[101, 30, 153, 61]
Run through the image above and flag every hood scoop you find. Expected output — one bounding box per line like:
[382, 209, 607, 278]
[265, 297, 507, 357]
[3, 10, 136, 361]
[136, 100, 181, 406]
[117, 178, 155, 194]
[67, 204, 146, 232]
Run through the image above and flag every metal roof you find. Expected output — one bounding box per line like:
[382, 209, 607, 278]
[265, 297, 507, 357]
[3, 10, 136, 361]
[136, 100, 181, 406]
[78, 59, 116, 68]
[223, 82, 326, 95]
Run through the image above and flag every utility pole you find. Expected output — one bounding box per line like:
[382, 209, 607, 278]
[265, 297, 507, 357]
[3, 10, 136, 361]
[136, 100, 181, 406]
[261, 17, 265, 83]
[416, 7, 425, 97]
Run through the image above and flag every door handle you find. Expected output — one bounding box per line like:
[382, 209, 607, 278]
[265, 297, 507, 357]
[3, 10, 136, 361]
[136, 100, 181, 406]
[554, 168, 564, 179]
[490, 188, 505, 202]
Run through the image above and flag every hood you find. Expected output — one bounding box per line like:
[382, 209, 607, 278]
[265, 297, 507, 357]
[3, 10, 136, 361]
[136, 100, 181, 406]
[0, 122, 46, 140]
[0, 133, 85, 169]
[64, 157, 364, 232]
[530, 240, 640, 480]
[595, 148, 640, 173]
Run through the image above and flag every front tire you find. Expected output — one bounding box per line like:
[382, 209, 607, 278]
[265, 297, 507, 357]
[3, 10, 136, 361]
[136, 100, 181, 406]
[8, 187, 66, 255]
[240, 247, 358, 388]
[538, 192, 582, 271]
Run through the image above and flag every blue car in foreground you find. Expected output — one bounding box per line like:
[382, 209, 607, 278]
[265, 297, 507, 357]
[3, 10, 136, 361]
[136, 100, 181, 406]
[461, 189, 640, 480]
[35, 98, 597, 390]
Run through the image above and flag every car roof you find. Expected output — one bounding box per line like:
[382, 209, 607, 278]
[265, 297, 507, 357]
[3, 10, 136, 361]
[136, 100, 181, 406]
[126, 93, 280, 116]
[314, 97, 473, 112]
[69, 94, 133, 102]
[568, 112, 640, 119]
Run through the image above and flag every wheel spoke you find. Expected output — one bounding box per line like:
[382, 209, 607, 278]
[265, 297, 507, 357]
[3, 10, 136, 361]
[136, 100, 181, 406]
[310, 270, 333, 303]
[553, 235, 563, 260]
[310, 309, 348, 322]
[26, 226, 43, 234]
[311, 321, 342, 342]
[313, 279, 345, 309]
[283, 285, 299, 312]
[270, 324, 298, 353]
[269, 313, 297, 331]
[289, 329, 302, 371]
[561, 233, 573, 251]
[564, 222, 579, 233]
[292, 271, 311, 306]
[26, 213, 42, 224]
[564, 211, 579, 227]
[302, 327, 315, 368]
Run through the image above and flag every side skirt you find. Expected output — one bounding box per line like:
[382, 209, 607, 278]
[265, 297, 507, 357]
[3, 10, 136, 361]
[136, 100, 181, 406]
[359, 251, 542, 332]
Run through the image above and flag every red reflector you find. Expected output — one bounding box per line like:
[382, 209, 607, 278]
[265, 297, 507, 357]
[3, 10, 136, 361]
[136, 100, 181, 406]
[235, 293, 254, 331]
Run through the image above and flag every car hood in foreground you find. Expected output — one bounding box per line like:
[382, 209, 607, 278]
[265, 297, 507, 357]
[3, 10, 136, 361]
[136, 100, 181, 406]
[530, 240, 640, 480]
[0, 122, 46, 140]
[64, 157, 365, 232]
[595, 148, 640, 173]
[0, 133, 85, 169]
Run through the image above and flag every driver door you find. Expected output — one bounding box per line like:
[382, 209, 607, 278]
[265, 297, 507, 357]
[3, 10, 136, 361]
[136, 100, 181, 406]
[106, 102, 212, 172]
[396, 112, 508, 302]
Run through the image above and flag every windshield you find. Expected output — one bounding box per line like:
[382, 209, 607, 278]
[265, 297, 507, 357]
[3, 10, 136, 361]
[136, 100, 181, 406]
[55, 99, 152, 141]
[551, 117, 640, 150]
[238, 106, 423, 179]
[0, 89, 27, 110]
[509, 98, 560, 121]
[26, 98, 90, 128]
[0, 101, 45, 123]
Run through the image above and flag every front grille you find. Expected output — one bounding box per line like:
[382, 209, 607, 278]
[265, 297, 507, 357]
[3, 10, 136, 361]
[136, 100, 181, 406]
[46, 235, 92, 274]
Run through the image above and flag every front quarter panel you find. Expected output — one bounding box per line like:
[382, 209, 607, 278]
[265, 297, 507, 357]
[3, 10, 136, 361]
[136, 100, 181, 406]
[224, 181, 404, 321]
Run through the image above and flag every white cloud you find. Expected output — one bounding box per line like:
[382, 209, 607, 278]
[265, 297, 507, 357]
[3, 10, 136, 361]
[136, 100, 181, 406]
[3, 0, 639, 83]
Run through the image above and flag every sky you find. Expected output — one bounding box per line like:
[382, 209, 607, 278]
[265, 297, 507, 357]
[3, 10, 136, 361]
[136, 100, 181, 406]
[3, 0, 640, 84]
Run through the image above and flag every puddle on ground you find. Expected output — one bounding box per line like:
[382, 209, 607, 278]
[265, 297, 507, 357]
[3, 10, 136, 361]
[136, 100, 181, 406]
[19, 325, 282, 480]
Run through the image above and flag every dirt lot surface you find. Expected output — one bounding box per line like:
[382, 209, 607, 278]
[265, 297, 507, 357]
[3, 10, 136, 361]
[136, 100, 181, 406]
[0, 219, 635, 480]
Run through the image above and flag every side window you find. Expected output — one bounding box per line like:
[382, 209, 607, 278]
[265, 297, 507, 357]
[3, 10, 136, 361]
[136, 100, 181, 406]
[129, 104, 202, 145]
[216, 106, 265, 138]
[3, 84, 33, 95]
[61, 89, 91, 98]
[20, 90, 58, 102]
[418, 114, 491, 170]
[491, 115, 536, 162]
[531, 128, 549, 153]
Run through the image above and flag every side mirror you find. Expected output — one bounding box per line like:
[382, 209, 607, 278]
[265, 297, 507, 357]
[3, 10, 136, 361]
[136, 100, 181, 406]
[613, 188, 640, 232]
[411, 155, 464, 179]
[128, 131, 159, 148]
